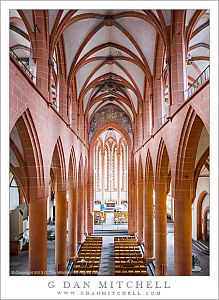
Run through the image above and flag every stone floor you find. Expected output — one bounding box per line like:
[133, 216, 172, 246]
[10, 223, 209, 276]
[98, 236, 115, 276]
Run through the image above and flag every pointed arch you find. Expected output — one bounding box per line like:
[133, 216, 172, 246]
[154, 137, 170, 275]
[144, 149, 154, 260]
[193, 148, 209, 201]
[10, 109, 44, 200]
[68, 146, 77, 189]
[67, 146, 78, 258]
[137, 155, 144, 242]
[175, 106, 204, 192]
[202, 206, 209, 241]
[145, 149, 154, 186]
[77, 154, 85, 243]
[174, 106, 206, 275]
[51, 137, 66, 190]
[196, 191, 208, 240]
[155, 138, 170, 189]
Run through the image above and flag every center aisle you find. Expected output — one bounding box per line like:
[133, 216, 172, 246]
[98, 236, 115, 275]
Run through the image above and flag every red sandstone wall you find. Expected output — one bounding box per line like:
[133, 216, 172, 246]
[10, 60, 88, 189]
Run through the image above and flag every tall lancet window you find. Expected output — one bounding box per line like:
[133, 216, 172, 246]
[104, 147, 108, 190]
[98, 146, 102, 190]
[94, 128, 128, 209]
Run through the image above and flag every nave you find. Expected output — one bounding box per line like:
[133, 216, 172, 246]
[9, 8, 210, 277]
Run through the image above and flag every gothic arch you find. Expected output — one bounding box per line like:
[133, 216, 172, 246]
[50, 137, 66, 190]
[77, 155, 85, 244]
[144, 149, 154, 260]
[175, 106, 205, 194]
[202, 206, 210, 241]
[174, 106, 206, 275]
[154, 138, 170, 275]
[137, 156, 144, 242]
[196, 191, 208, 240]
[10, 109, 45, 201]
[67, 146, 78, 258]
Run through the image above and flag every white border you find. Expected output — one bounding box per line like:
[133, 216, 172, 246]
[1, 1, 218, 300]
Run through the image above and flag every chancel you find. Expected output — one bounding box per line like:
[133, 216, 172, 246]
[9, 9, 209, 277]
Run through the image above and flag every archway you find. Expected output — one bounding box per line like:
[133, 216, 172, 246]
[203, 207, 210, 241]
[144, 150, 154, 261]
[50, 137, 67, 275]
[10, 110, 47, 275]
[137, 157, 144, 241]
[196, 191, 208, 240]
[67, 147, 77, 259]
[155, 138, 170, 275]
[174, 107, 209, 275]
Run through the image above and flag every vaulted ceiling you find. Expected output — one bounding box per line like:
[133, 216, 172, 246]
[10, 9, 210, 129]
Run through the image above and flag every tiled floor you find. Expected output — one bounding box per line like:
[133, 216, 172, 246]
[10, 223, 209, 276]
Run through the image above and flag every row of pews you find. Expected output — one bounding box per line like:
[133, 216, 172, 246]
[114, 236, 148, 276]
[68, 236, 102, 275]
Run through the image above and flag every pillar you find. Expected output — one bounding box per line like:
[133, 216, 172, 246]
[170, 10, 186, 112]
[144, 183, 154, 261]
[84, 182, 88, 236]
[137, 176, 144, 242]
[68, 187, 78, 259]
[55, 190, 67, 275]
[128, 156, 136, 235]
[101, 150, 105, 204]
[153, 35, 164, 131]
[155, 188, 167, 275]
[77, 180, 85, 244]
[174, 190, 192, 275]
[87, 161, 94, 235]
[29, 198, 47, 275]
[34, 11, 49, 99]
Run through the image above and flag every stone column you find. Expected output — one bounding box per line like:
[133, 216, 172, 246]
[101, 150, 105, 204]
[128, 156, 136, 235]
[137, 176, 144, 242]
[153, 40, 164, 131]
[68, 187, 78, 259]
[174, 190, 192, 275]
[170, 10, 187, 113]
[77, 180, 85, 244]
[87, 154, 94, 235]
[29, 198, 47, 275]
[34, 11, 49, 100]
[144, 183, 154, 261]
[55, 190, 67, 275]
[155, 188, 167, 275]
[84, 182, 88, 236]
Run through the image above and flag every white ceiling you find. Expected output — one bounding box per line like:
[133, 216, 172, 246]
[185, 10, 196, 26]
[63, 18, 102, 74]
[116, 17, 156, 73]
[10, 9, 209, 127]
[187, 11, 209, 83]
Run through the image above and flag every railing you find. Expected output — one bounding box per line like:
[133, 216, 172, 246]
[51, 101, 59, 111]
[185, 65, 210, 98]
[69, 114, 74, 126]
[10, 48, 35, 81]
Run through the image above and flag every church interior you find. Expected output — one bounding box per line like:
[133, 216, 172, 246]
[9, 9, 209, 276]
